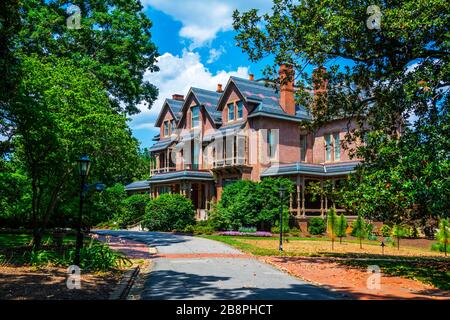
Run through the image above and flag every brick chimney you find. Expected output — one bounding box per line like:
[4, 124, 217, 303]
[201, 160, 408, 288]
[279, 64, 295, 116]
[172, 94, 184, 101]
[216, 83, 223, 93]
[312, 66, 328, 96]
[249, 74, 254, 81]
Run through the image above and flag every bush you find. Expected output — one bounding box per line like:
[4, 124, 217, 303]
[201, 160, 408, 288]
[143, 194, 195, 231]
[183, 225, 195, 234]
[239, 226, 257, 233]
[192, 225, 215, 235]
[308, 217, 326, 235]
[380, 224, 391, 237]
[76, 242, 131, 271]
[289, 227, 301, 237]
[120, 194, 150, 227]
[217, 178, 294, 230]
[431, 243, 450, 253]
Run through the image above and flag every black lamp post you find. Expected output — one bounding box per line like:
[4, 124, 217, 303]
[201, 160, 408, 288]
[74, 155, 91, 266]
[279, 185, 286, 252]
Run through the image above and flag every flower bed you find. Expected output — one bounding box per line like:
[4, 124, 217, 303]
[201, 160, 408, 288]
[218, 231, 273, 237]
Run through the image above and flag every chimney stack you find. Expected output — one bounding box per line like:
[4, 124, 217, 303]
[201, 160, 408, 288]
[172, 94, 184, 101]
[216, 83, 223, 93]
[279, 64, 295, 116]
[249, 74, 254, 81]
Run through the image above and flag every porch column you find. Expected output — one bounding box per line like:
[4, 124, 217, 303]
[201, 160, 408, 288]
[296, 175, 301, 217]
[301, 176, 305, 218]
[320, 179, 324, 217]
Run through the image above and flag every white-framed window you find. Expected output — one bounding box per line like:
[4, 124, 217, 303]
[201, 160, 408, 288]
[325, 134, 332, 162]
[300, 134, 307, 162]
[163, 120, 169, 136]
[237, 101, 243, 119]
[171, 119, 176, 134]
[191, 106, 199, 128]
[333, 132, 341, 161]
[227, 103, 235, 121]
[325, 132, 341, 162]
[267, 129, 277, 159]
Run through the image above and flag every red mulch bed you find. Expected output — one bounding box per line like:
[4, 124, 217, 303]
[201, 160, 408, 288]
[259, 256, 450, 300]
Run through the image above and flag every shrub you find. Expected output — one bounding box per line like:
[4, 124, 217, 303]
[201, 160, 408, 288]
[308, 217, 326, 235]
[336, 214, 348, 243]
[193, 225, 215, 235]
[120, 194, 150, 227]
[352, 215, 367, 248]
[23, 250, 57, 266]
[435, 218, 450, 255]
[289, 227, 301, 237]
[143, 194, 195, 231]
[183, 225, 195, 234]
[217, 178, 294, 230]
[76, 242, 131, 271]
[380, 224, 391, 237]
[431, 243, 450, 253]
[239, 226, 257, 233]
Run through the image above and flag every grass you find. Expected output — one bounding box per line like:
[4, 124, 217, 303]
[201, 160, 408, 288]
[0, 233, 77, 248]
[200, 234, 450, 290]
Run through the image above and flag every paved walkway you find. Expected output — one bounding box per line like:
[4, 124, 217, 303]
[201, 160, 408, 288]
[93, 230, 344, 300]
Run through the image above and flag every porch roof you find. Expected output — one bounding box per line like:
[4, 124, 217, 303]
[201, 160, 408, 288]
[148, 137, 176, 152]
[261, 161, 360, 177]
[124, 180, 150, 191]
[149, 170, 214, 184]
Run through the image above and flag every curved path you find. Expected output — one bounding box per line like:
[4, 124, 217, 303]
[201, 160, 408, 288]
[94, 230, 344, 300]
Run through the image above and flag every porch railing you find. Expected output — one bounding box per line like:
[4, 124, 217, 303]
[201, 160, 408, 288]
[150, 167, 176, 175]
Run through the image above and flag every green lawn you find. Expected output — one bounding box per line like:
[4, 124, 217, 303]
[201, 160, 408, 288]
[0, 233, 77, 248]
[200, 235, 450, 290]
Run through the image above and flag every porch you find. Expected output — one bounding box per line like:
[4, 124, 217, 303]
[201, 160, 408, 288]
[149, 170, 216, 220]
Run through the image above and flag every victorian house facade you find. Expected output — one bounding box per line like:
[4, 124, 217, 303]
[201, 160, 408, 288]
[125, 66, 360, 222]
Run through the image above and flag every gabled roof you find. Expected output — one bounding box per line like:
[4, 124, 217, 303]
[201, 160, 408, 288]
[179, 87, 222, 125]
[154, 98, 184, 127]
[218, 76, 312, 122]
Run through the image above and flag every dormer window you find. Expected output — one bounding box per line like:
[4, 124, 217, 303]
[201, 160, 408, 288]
[227, 103, 235, 121]
[191, 106, 199, 128]
[171, 119, 176, 135]
[237, 101, 243, 119]
[163, 120, 169, 137]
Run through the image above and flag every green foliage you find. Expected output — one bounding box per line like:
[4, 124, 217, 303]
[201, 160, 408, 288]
[119, 193, 150, 227]
[239, 226, 257, 233]
[76, 242, 131, 271]
[90, 183, 127, 226]
[143, 194, 195, 231]
[435, 218, 450, 255]
[307, 217, 326, 235]
[326, 208, 338, 239]
[352, 215, 367, 248]
[217, 178, 294, 230]
[336, 214, 348, 242]
[16, 0, 159, 115]
[233, 0, 449, 237]
[23, 250, 57, 266]
[381, 224, 392, 237]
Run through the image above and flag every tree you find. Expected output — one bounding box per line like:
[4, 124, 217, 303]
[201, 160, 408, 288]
[336, 214, 348, 244]
[391, 224, 407, 250]
[326, 208, 338, 250]
[217, 178, 294, 230]
[352, 215, 367, 249]
[89, 183, 127, 227]
[120, 194, 150, 227]
[143, 194, 195, 231]
[10, 56, 144, 248]
[233, 0, 449, 231]
[436, 218, 450, 256]
[15, 0, 159, 115]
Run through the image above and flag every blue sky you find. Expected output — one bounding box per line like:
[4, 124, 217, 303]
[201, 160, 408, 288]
[130, 1, 274, 149]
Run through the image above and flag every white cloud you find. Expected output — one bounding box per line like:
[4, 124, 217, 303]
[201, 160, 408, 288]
[207, 46, 226, 64]
[141, 0, 271, 48]
[129, 50, 249, 134]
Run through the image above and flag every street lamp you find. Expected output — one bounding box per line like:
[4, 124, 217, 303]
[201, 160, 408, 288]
[279, 185, 286, 252]
[74, 155, 91, 266]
